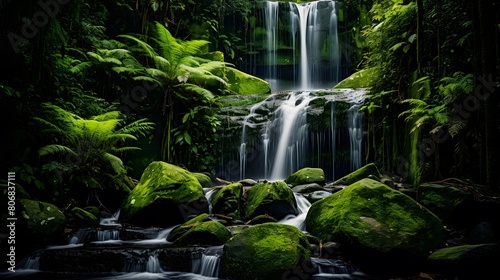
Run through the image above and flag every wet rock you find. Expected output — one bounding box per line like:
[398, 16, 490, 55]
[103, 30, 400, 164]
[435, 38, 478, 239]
[417, 183, 472, 222]
[244, 181, 297, 220]
[71, 207, 99, 226]
[19, 199, 66, 242]
[292, 183, 325, 194]
[246, 214, 278, 225]
[303, 190, 332, 203]
[120, 161, 208, 227]
[285, 167, 325, 187]
[219, 223, 312, 280]
[328, 163, 382, 186]
[306, 178, 444, 259]
[167, 213, 211, 242]
[427, 243, 500, 279]
[174, 220, 232, 246]
[211, 183, 243, 220]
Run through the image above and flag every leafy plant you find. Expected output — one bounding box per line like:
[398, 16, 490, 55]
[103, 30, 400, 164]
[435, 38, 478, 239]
[36, 104, 155, 205]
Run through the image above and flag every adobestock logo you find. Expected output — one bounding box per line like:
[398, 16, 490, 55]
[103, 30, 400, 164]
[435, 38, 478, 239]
[7, 0, 71, 54]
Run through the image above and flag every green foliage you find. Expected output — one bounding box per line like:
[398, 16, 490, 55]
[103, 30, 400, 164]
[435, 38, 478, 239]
[35, 104, 155, 204]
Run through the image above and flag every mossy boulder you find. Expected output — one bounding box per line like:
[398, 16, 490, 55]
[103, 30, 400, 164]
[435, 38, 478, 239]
[219, 223, 312, 280]
[167, 213, 211, 242]
[192, 172, 213, 189]
[285, 168, 325, 187]
[334, 67, 378, 89]
[427, 244, 500, 278]
[244, 181, 297, 220]
[247, 214, 278, 225]
[19, 199, 66, 241]
[83, 206, 101, 219]
[416, 183, 472, 222]
[329, 163, 382, 186]
[174, 220, 232, 246]
[71, 207, 99, 226]
[305, 178, 444, 258]
[120, 161, 208, 227]
[211, 183, 243, 220]
[225, 67, 271, 95]
[292, 183, 325, 194]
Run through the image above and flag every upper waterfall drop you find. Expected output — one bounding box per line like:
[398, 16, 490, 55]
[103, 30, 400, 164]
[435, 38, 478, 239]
[251, 0, 340, 92]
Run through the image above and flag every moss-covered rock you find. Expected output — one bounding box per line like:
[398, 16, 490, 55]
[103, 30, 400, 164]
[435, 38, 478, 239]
[219, 223, 312, 280]
[225, 67, 271, 95]
[174, 220, 232, 246]
[292, 183, 325, 194]
[211, 183, 243, 220]
[83, 206, 101, 219]
[247, 214, 278, 225]
[334, 67, 378, 89]
[329, 163, 382, 186]
[285, 168, 325, 187]
[120, 161, 208, 227]
[427, 244, 500, 278]
[192, 172, 213, 189]
[71, 207, 99, 226]
[416, 183, 472, 222]
[19, 199, 66, 241]
[167, 213, 211, 242]
[244, 181, 297, 220]
[305, 178, 444, 258]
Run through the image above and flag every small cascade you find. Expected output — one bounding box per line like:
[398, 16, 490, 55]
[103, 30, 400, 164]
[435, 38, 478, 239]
[146, 255, 163, 273]
[278, 193, 311, 231]
[100, 209, 121, 226]
[270, 92, 314, 180]
[311, 258, 359, 278]
[97, 229, 120, 241]
[192, 246, 223, 278]
[20, 255, 40, 270]
[205, 188, 217, 214]
[348, 104, 363, 171]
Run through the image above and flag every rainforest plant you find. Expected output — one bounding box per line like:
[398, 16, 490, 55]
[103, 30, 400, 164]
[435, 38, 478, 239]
[36, 104, 155, 205]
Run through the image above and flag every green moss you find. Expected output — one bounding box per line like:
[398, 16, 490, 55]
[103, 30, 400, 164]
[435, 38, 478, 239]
[331, 163, 382, 186]
[167, 213, 211, 242]
[120, 161, 208, 226]
[71, 207, 99, 226]
[285, 167, 325, 186]
[306, 178, 444, 257]
[20, 199, 66, 239]
[174, 220, 232, 246]
[334, 67, 379, 89]
[219, 223, 311, 280]
[225, 67, 271, 95]
[212, 183, 243, 220]
[83, 206, 101, 219]
[417, 184, 472, 221]
[244, 181, 297, 220]
[192, 172, 213, 189]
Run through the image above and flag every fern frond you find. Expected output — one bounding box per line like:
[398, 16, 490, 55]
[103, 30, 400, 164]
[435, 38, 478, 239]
[102, 152, 126, 175]
[39, 144, 78, 157]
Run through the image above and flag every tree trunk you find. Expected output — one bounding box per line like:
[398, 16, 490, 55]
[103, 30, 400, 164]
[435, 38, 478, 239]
[416, 0, 424, 76]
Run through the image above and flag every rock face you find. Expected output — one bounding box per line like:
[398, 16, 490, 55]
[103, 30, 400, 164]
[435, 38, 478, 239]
[120, 161, 208, 227]
[244, 181, 297, 220]
[211, 183, 243, 220]
[329, 163, 382, 186]
[219, 223, 312, 280]
[19, 199, 66, 241]
[285, 167, 325, 187]
[305, 178, 444, 258]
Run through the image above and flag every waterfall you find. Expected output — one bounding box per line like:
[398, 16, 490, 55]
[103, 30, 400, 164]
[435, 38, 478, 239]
[270, 92, 314, 180]
[97, 229, 120, 241]
[100, 209, 121, 226]
[278, 193, 311, 231]
[125, 254, 163, 273]
[348, 104, 363, 171]
[264, 1, 279, 90]
[205, 188, 217, 214]
[146, 255, 163, 273]
[192, 254, 221, 277]
[257, 0, 339, 91]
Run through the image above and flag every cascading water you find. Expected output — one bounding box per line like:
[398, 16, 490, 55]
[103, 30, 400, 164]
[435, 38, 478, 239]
[348, 104, 364, 171]
[278, 193, 312, 231]
[251, 0, 340, 91]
